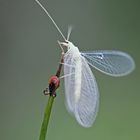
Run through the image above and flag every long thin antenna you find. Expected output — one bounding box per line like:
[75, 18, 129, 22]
[35, 0, 66, 41]
[67, 25, 73, 41]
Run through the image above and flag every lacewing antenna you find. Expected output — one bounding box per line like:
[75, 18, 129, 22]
[67, 26, 73, 41]
[35, 0, 66, 41]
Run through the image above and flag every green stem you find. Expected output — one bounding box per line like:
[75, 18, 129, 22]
[39, 96, 55, 140]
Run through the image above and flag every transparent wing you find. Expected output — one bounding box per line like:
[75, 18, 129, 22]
[81, 50, 135, 76]
[64, 53, 99, 127]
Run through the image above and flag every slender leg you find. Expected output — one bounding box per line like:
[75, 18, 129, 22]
[56, 41, 65, 77]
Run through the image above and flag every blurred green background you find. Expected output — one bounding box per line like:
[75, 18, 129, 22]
[1, 0, 140, 140]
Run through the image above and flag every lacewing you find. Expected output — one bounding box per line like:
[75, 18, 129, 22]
[35, 0, 135, 127]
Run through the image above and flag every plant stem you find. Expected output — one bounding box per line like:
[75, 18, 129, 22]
[39, 95, 55, 140]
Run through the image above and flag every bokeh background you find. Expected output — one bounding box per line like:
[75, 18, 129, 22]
[1, 0, 140, 140]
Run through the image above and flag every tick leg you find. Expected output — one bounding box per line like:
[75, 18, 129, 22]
[52, 92, 57, 97]
[43, 87, 50, 95]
